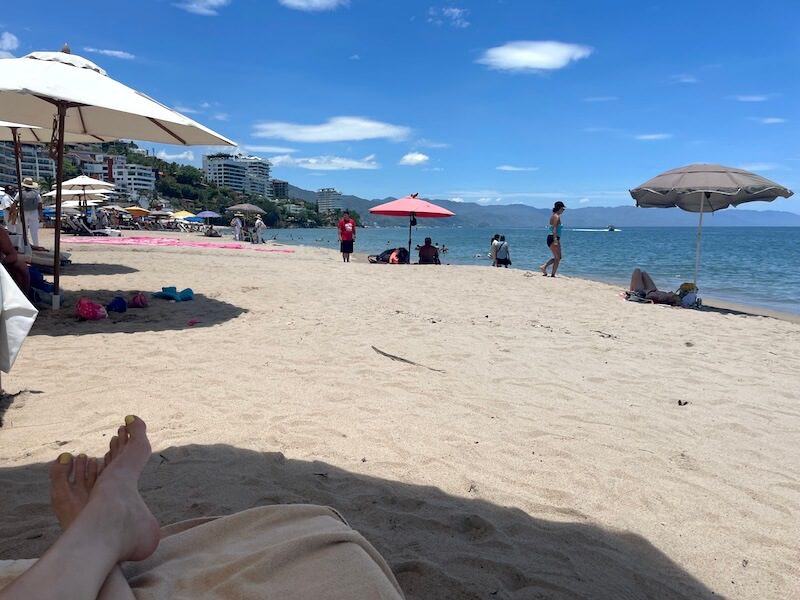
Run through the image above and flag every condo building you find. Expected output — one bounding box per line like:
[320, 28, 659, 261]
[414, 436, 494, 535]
[316, 188, 342, 213]
[203, 153, 272, 197]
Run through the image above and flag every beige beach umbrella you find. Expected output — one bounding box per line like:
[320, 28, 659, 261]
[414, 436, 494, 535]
[630, 164, 794, 285]
[0, 47, 235, 309]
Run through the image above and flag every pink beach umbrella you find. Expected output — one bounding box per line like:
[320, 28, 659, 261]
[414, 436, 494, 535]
[369, 193, 455, 260]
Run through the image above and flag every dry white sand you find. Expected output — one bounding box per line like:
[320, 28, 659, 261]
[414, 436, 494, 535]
[1, 230, 798, 599]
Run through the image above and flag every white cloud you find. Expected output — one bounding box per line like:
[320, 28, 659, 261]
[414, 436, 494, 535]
[496, 165, 538, 172]
[158, 150, 195, 162]
[672, 74, 699, 84]
[635, 133, 673, 140]
[751, 117, 786, 124]
[415, 138, 450, 148]
[428, 7, 470, 28]
[83, 47, 135, 60]
[174, 104, 201, 114]
[211, 112, 229, 121]
[734, 95, 769, 102]
[579, 197, 590, 204]
[399, 152, 430, 166]
[582, 96, 618, 102]
[450, 197, 464, 203]
[278, 0, 349, 11]
[244, 145, 298, 153]
[253, 116, 410, 142]
[349, 53, 360, 60]
[477, 41, 592, 72]
[270, 153, 378, 170]
[173, 0, 231, 15]
[737, 162, 780, 172]
[0, 31, 19, 58]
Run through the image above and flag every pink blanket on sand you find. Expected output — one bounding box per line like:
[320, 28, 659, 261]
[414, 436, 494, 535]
[65, 236, 295, 253]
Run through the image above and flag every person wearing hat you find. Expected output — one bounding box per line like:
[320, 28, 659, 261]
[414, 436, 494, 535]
[253, 214, 267, 244]
[230, 212, 243, 241]
[540, 200, 566, 277]
[15, 177, 45, 250]
[337, 210, 356, 263]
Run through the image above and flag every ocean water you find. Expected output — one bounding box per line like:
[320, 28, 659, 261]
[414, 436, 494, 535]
[270, 226, 800, 314]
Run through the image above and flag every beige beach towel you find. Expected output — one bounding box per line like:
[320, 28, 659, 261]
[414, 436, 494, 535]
[0, 505, 404, 600]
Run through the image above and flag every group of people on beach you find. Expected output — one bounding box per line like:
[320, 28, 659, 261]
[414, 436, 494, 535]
[229, 213, 269, 244]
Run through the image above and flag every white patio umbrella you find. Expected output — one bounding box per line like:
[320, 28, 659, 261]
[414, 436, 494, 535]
[0, 120, 115, 248]
[0, 47, 235, 308]
[49, 175, 115, 214]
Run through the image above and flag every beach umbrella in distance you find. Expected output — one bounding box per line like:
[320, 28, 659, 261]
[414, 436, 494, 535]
[196, 210, 221, 219]
[124, 206, 150, 216]
[0, 120, 116, 248]
[227, 203, 266, 215]
[0, 46, 235, 309]
[630, 164, 793, 285]
[369, 193, 455, 260]
[172, 210, 195, 218]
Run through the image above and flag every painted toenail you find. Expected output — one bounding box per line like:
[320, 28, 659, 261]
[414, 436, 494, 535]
[58, 453, 72, 464]
[125, 415, 136, 426]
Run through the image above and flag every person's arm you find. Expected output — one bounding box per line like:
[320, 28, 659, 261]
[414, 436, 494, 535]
[551, 216, 560, 245]
[38, 195, 44, 221]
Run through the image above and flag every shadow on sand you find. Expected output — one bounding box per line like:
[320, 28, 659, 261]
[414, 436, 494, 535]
[57, 263, 140, 276]
[28, 290, 246, 337]
[0, 444, 724, 600]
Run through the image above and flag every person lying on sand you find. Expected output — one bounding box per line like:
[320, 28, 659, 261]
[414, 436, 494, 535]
[0, 416, 157, 600]
[0, 227, 30, 296]
[0, 417, 403, 600]
[628, 268, 681, 305]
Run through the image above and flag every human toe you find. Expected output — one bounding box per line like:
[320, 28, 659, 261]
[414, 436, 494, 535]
[50, 452, 73, 486]
[74, 454, 88, 484]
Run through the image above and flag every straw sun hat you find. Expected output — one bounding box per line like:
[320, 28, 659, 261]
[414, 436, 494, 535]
[21, 177, 39, 189]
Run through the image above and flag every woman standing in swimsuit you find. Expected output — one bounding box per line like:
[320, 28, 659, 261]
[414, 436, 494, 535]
[540, 201, 565, 277]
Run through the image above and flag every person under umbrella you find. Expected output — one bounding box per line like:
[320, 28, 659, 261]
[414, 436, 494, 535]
[14, 177, 45, 251]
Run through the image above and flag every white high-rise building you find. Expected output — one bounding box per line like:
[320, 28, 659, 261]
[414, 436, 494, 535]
[203, 153, 272, 196]
[0, 142, 56, 187]
[79, 155, 155, 194]
[316, 188, 342, 213]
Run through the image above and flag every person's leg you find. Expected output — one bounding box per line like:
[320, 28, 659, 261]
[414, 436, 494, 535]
[0, 416, 159, 600]
[25, 211, 40, 247]
[630, 268, 644, 292]
[640, 270, 658, 293]
[550, 244, 561, 277]
[50, 454, 136, 600]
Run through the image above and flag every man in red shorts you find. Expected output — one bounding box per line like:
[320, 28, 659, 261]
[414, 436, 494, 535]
[337, 210, 356, 263]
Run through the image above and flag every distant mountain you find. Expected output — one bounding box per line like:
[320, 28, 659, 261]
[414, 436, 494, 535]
[288, 185, 800, 227]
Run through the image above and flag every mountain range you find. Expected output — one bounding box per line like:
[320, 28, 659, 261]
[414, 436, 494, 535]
[288, 185, 800, 228]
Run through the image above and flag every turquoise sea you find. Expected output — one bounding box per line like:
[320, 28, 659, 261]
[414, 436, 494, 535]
[270, 226, 800, 315]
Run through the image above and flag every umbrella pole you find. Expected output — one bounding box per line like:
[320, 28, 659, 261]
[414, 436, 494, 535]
[52, 103, 67, 310]
[11, 129, 30, 250]
[407, 215, 413, 264]
[693, 193, 707, 286]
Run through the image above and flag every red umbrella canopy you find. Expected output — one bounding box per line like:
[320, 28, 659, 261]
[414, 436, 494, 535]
[369, 193, 455, 218]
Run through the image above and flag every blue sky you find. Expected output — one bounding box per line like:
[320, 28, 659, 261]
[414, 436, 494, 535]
[2, 0, 799, 213]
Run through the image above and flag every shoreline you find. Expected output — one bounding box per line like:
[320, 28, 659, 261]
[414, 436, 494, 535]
[312, 241, 800, 325]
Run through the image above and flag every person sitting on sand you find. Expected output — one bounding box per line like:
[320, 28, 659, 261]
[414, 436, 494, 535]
[0, 226, 30, 296]
[629, 268, 681, 305]
[417, 237, 440, 264]
[204, 224, 221, 238]
[0, 416, 403, 600]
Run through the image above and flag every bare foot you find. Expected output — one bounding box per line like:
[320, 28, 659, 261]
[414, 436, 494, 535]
[50, 453, 101, 528]
[67, 416, 160, 562]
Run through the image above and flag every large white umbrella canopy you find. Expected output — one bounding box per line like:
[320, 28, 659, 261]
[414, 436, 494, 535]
[630, 163, 794, 285]
[0, 48, 235, 308]
[42, 188, 108, 198]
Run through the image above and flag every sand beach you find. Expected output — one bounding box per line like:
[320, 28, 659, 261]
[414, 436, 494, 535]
[1, 229, 798, 599]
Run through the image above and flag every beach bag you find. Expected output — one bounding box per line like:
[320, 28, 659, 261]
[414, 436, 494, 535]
[75, 297, 107, 321]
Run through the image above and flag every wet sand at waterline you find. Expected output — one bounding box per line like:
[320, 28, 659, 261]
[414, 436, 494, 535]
[1, 229, 798, 599]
